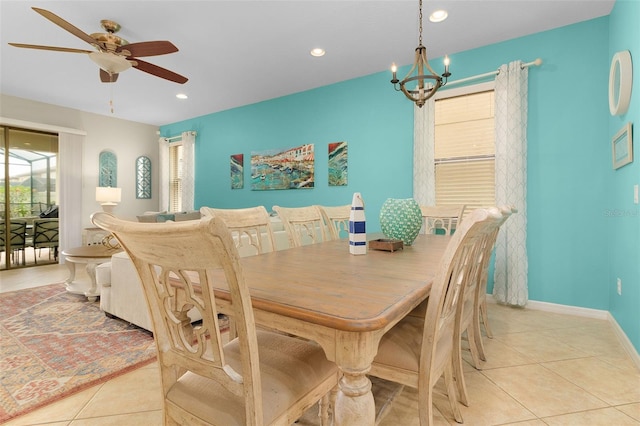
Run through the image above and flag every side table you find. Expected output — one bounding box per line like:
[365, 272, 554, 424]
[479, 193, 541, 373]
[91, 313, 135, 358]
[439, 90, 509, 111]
[62, 245, 121, 302]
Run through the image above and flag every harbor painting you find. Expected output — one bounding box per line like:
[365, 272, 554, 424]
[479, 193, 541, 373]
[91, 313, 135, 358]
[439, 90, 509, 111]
[230, 154, 244, 189]
[251, 144, 315, 190]
[328, 141, 348, 186]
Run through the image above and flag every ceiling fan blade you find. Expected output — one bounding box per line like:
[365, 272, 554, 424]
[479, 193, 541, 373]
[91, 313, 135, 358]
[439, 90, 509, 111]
[9, 43, 92, 54]
[119, 41, 178, 57]
[32, 7, 100, 48]
[133, 59, 188, 84]
[100, 69, 119, 83]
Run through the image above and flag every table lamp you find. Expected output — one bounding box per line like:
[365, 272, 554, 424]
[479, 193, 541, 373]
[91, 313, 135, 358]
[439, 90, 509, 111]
[96, 187, 122, 213]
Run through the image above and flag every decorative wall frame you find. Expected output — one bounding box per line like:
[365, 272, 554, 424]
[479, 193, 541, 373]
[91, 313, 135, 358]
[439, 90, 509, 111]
[250, 144, 315, 190]
[612, 122, 633, 170]
[230, 154, 244, 189]
[136, 156, 152, 199]
[98, 150, 117, 187]
[328, 141, 348, 186]
[609, 50, 633, 116]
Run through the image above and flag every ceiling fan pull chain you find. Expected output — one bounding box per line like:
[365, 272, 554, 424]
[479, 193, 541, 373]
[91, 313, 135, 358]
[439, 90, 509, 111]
[110, 81, 115, 114]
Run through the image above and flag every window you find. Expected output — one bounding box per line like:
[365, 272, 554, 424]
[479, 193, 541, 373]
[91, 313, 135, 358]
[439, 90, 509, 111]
[434, 87, 496, 213]
[169, 143, 183, 212]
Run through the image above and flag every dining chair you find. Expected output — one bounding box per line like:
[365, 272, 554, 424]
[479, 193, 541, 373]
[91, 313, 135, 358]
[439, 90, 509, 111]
[200, 206, 277, 257]
[476, 205, 517, 342]
[368, 208, 503, 426]
[91, 212, 339, 426]
[0, 220, 27, 266]
[31, 218, 59, 264]
[272, 205, 327, 248]
[451, 206, 510, 406]
[316, 204, 351, 240]
[200, 205, 277, 340]
[420, 205, 466, 235]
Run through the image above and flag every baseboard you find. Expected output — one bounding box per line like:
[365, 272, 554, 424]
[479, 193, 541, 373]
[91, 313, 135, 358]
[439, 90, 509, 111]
[524, 299, 609, 320]
[486, 295, 640, 371]
[607, 312, 640, 371]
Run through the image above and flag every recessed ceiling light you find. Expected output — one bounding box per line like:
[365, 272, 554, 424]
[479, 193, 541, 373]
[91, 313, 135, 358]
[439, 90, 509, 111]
[310, 48, 326, 57]
[176, 93, 188, 99]
[429, 10, 448, 23]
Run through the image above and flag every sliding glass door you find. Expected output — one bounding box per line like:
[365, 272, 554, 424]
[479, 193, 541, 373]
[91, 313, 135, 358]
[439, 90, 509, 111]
[1, 126, 58, 270]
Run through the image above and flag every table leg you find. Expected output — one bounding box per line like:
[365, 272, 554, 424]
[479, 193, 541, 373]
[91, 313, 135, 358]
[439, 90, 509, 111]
[65, 260, 77, 284]
[333, 368, 375, 425]
[85, 262, 100, 302]
[332, 331, 377, 425]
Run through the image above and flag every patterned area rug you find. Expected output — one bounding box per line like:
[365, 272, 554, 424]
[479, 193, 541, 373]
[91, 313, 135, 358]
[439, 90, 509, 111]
[0, 283, 157, 423]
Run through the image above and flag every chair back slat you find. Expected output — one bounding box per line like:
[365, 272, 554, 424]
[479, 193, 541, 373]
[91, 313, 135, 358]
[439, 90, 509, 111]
[420, 205, 466, 235]
[200, 206, 276, 256]
[273, 205, 327, 247]
[317, 205, 351, 240]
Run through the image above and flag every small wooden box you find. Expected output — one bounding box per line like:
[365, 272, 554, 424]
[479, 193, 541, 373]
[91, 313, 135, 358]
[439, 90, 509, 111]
[369, 239, 404, 252]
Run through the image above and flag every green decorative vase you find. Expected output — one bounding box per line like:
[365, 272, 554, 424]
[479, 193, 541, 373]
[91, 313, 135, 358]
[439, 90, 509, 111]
[379, 198, 423, 246]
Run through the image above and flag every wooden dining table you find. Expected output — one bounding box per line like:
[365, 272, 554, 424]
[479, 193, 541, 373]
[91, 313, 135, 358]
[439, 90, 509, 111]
[210, 233, 452, 425]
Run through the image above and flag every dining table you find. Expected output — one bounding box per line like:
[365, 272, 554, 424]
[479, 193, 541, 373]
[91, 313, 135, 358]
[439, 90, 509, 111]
[210, 233, 452, 425]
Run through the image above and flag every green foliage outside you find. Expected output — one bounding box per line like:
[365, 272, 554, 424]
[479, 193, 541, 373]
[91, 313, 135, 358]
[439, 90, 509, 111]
[0, 185, 32, 217]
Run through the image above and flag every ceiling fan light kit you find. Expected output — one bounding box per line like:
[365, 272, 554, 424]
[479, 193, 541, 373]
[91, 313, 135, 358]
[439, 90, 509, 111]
[89, 51, 133, 75]
[9, 7, 188, 85]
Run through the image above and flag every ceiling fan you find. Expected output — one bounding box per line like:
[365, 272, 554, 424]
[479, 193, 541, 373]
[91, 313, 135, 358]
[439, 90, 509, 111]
[9, 7, 188, 84]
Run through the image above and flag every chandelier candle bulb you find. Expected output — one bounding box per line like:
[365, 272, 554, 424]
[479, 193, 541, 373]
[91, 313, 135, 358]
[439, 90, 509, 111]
[349, 192, 367, 255]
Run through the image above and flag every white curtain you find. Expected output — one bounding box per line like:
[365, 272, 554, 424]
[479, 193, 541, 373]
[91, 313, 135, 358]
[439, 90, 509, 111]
[158, 137, 169, 211]
[181, 131, 195, 211]
[493, 61, 529, 306]
[158, 131, 195, 212]
[413, 100, 436, 207]
[58, 133, 84, 258]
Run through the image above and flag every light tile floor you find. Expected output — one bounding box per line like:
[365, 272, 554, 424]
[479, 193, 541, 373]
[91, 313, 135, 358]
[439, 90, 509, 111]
[2, 264, 639, 425]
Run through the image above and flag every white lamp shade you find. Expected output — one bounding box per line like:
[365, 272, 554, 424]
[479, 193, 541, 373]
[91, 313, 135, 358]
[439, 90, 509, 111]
[96, 187, 122, 203]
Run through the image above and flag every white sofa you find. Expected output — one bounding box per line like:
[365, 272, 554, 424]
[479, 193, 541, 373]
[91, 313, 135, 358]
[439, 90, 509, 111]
[95, 216, 291, 332]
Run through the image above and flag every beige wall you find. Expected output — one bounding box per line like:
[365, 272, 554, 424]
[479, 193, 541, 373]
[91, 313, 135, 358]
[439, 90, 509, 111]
[1, 94, 160, 229]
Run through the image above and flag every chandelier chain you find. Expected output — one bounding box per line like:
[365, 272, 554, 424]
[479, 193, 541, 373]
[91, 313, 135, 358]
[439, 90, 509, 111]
[418, 0, 423, 46]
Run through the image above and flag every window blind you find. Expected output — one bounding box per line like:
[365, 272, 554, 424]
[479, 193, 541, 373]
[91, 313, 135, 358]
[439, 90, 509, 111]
[434, 90, 495, 214]
[169, 143, 183, 212]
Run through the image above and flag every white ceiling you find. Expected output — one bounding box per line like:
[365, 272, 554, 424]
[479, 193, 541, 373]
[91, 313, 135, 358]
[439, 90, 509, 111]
[1, 0, 614, 127]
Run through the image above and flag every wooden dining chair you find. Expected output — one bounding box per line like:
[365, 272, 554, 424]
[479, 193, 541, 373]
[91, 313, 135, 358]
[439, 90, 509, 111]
[272, 205, 327, 248]
[368, 208, 503, 426]
[200, 206, 277, 257]
[476, 205, 517, 342]
[200, 205, 278, 340]
[91, 212, 339, 426]
[420, 205, 466, 235]
[316, 204, 351, 240]
[451, 206, 509, 406]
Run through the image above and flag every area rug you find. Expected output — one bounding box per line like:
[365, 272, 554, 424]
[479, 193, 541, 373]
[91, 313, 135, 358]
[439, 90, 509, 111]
[0, 283, 157, 423]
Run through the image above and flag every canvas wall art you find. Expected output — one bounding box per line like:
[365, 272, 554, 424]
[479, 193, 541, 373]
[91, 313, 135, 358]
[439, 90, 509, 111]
[251, 144, 315, 190]
[230, 154, 244, 189]
[328, 141, 348, 186]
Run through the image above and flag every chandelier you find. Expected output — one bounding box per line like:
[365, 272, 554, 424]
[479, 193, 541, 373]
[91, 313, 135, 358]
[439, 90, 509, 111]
[390, 0, 451, 107]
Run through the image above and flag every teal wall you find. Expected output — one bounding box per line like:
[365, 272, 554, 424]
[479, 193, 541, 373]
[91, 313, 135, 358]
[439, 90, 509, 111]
[161, 9, 639, 352]
[607, 0, 640, 350]
[161, 70, 414, 222]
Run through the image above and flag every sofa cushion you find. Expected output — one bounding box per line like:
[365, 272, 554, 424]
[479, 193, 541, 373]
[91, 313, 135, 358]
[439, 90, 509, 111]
[174, 211, 201, 221]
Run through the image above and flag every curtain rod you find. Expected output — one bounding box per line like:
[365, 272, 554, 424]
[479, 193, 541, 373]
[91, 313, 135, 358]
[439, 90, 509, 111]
[163, 130, 197, 142]
[445, 58, 542, 88]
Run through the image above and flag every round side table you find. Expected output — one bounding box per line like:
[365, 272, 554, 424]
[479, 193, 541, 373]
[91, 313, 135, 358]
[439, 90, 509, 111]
[62, 245, 122, 302]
